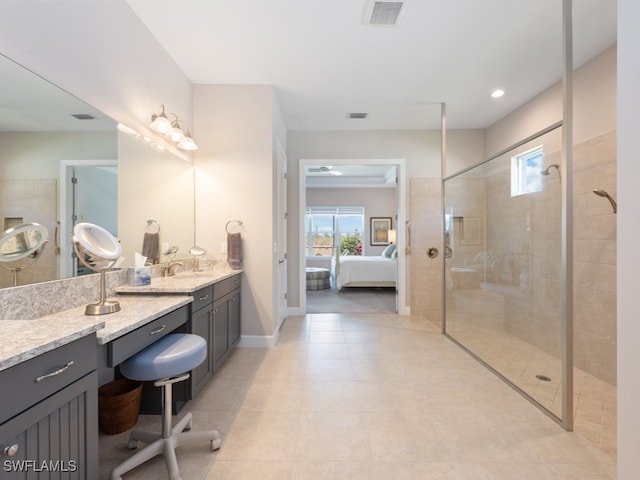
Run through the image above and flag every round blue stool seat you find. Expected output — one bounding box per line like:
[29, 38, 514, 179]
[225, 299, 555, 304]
[120, 333, 207, 381]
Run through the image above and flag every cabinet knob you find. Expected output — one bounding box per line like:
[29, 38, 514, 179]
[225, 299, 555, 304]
[3, 444, 19, 456]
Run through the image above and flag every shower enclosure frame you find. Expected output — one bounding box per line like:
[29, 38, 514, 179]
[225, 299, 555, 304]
[440, 0, 574, 431]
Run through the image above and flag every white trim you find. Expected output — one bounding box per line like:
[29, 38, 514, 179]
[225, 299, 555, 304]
[299, 158, 408, 315]
[238, 333, 279, 348]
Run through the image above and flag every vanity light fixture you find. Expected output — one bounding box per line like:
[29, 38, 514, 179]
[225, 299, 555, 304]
[149, 104, 172, 134]
[149, 105, 199, 151]
[117, 123, 138, 135]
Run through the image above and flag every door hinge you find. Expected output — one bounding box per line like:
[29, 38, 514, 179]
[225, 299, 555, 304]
[284, 292, 288, 300]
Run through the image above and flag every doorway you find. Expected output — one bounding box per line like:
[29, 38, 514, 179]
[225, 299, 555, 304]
[59, 160, 117, 278]
[298, 158, 408, 315]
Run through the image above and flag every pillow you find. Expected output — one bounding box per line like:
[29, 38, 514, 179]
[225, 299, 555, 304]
[382, 243, 396, 258]
[391, 248, 398, 260]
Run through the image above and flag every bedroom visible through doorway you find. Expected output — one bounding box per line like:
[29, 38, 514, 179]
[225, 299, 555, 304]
[300, 159, 407, 315]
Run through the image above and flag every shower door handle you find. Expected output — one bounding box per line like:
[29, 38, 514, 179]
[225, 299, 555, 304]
[427, 247, 439, 258]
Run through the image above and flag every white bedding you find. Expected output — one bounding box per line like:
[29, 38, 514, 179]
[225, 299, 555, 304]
[331, 255, 397, 290]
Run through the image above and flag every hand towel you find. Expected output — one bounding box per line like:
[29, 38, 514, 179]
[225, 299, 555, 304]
[227, 232, 242, 269]
[142, 232, 160, 265]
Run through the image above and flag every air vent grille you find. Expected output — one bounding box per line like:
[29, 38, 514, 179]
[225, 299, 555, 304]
[347, 112, 368, 119]
[366, 1, 406, 26]
[71, 113, 96, 120]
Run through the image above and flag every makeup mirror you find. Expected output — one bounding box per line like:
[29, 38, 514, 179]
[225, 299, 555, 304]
[0, 222, 48, 286]
[72, 222, 122, 315]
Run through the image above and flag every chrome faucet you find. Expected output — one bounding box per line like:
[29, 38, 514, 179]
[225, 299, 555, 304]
[163, 261, 184, 277]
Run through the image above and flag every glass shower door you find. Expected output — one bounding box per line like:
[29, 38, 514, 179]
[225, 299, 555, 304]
[444, 125, 565, 421]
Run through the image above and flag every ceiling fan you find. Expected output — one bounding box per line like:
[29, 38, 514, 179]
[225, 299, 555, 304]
[308, 166, 343, 176]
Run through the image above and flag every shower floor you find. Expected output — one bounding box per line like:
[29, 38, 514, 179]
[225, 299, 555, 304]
[446, 314, 616, 458]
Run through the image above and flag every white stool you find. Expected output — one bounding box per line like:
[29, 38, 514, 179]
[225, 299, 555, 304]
[110, 334, 221, 480]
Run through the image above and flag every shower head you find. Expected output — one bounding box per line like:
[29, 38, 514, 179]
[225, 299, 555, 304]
[540, 163, 560, 176]
[593, 189, 617, 214]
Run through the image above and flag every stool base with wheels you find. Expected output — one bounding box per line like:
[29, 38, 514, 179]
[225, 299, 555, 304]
[110, 334, 221, 480]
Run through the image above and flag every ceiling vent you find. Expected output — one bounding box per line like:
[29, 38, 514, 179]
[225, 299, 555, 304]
[347, 112, 368, 119]
[364, 0, 407, 26]
[71, 113, 96, 120]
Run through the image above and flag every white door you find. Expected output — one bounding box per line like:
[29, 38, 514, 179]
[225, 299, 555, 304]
[276, 140, 288, 329]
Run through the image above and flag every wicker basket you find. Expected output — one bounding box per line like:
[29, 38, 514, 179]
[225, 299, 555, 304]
[98, 378, 143, 435]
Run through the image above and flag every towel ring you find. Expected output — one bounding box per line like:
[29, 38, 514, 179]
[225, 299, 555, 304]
[225, 220, 243, 234]
[146, 219, 161, 234]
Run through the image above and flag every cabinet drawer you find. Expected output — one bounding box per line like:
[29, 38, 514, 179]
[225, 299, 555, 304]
[0, 334, 96, 424]
[191, 286, 213, 313]
[213, 274, 241, 300]
[109, 305, 188, 367]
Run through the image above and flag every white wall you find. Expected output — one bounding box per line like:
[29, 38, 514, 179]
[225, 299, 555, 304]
[193, 85, 280, 342]
[617, 1, 640, 477]
[0, 132, 116, 178]
[485, 45, 617, 155]
[0, 1, 192, 145]
[0, 1, 196, 265]
[287, 129, 485, 308]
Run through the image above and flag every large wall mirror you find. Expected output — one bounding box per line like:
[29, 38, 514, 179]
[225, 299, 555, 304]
[0, 53, 195, 288]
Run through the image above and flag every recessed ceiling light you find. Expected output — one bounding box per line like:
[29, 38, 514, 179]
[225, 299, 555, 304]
[491, 89, 505, 98]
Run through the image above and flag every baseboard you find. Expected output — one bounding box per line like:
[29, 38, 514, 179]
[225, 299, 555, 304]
[237, 329, 280, 348]
[287, 306, 305, 316]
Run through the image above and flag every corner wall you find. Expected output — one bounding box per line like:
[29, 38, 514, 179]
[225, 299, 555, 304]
[193, 85, 278, 340]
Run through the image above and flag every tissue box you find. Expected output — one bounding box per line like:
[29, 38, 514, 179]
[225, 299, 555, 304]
[131, 267, 151, 286]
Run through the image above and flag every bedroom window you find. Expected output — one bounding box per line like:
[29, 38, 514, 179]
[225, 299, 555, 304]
[305, 206, 364, 256]
[511, 145, 543, 196]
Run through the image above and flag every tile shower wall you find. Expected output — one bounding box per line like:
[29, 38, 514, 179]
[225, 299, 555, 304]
[0, 179, 58, 288]
[573, 131, 617, 385]
[481, 130, 616, 385]
[409, 178, 442, 325]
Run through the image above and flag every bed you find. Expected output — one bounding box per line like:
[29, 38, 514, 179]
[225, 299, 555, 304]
[331, 246, 397, 290]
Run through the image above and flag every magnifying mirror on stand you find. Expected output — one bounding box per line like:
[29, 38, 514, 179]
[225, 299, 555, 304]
[0, 222, 48, 286]
[189, 245, 206, 272]
[73, 222, 122, 315]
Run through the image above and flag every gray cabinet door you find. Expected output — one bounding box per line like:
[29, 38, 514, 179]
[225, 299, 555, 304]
[0, 372, 98, 479]
[229, 290, 241, 347]
[191, 307, 213, 397]
[212, 298, 229, 371]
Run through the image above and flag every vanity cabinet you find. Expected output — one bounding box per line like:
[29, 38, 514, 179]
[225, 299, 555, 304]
[189, 274, 241, 398]
[190, 285, 214, 397]
[0, 335, 98, 479]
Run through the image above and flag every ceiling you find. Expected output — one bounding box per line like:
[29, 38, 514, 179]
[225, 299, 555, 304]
[126, 0, 617, 131]
[0, 54, 115, 132]
[305, 164, 397, 188]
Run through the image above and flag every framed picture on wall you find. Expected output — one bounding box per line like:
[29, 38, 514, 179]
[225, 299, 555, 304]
[370, 217, 392, 246]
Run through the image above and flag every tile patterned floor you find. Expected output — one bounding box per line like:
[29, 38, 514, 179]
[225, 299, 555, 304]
[446, 317, 618, 458]
[99, 313, 616, 479]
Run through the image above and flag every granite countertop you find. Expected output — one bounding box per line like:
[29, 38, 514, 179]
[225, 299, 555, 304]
[117, 267, 242, 294]
[0, 294, 193, 372]
[0, 316, 105, 373]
